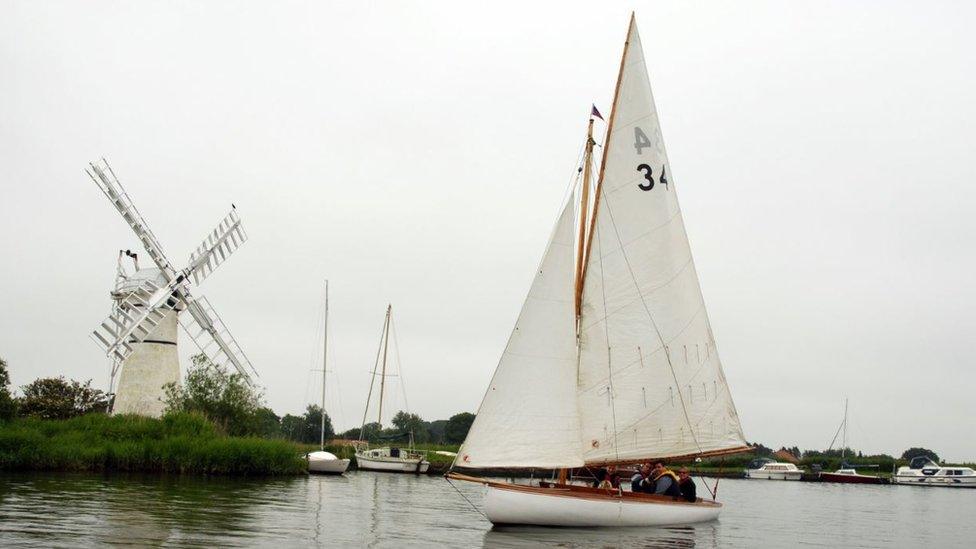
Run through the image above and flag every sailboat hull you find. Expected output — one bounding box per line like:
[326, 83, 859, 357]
[307, 451, 350, 474]
[483, 482, 721, 527]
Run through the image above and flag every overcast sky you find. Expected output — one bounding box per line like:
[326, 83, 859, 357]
[1, 1, 973, 461]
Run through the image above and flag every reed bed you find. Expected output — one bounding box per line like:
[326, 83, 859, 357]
[0, 413, 307, 475]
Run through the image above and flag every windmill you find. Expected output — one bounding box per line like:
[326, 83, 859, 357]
[86, 158, 258, 417]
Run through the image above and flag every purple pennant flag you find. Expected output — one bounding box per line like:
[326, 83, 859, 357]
[591, 104, 605, 121]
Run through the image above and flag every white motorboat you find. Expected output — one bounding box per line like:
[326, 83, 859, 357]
[307, 450, 351, 475]
[745, 462, 804, 480]
[356, 446, 430, 474]
[894, 457, 976, 488]
[306, 281, 350, 475]
[448, 13, 751, 528]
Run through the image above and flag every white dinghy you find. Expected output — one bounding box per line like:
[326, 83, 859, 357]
[448, 13, 749, 528]
[306, 281, 350, 475]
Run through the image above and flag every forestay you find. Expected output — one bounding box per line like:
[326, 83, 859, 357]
[576, 18, 746, 465]
[456, 199, 583, 469]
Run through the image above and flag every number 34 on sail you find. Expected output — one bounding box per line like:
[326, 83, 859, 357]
[447, 14, 750, 527]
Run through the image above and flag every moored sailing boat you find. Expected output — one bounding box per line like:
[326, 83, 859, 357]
[354, 305, 431, 473]
[818, 399, 882, 484]
[447, 14, 749, 527]
[307, 281, 351, 474]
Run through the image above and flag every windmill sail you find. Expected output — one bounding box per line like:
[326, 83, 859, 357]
[457, 198, 583, 469]
[455, 15, 746, 470]
[576, 18, 746, 465]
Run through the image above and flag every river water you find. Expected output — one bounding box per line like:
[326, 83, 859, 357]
[0, 471, 972, 547]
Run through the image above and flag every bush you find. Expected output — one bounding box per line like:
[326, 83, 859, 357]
[164, 355, 266, 436]
[0, 358, 16, 421]
[18, 376, 108, 419]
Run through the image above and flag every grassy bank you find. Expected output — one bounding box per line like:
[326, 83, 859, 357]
[0, 413, 308, 475]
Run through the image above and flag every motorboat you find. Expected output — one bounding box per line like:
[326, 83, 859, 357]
[894, 457, 976, 488]
[307, 450, 351, 475]
[819, 467, 884, 484]
[356, 446, 430, 473]
[745, 462, 804, 480]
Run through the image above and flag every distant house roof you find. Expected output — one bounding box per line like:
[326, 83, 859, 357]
[774, 449, 800, 464]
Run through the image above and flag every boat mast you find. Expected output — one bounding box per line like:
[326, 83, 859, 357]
[574, 118, 596, 318]
[377, 304, 392, 428]
[320, 280, 329, 451]
[579, 12, 634, 288]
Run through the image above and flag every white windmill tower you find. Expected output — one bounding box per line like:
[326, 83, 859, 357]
[86, 158, 258, 417]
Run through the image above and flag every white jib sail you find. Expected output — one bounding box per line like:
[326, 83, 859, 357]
[455, 197, 583, 469]
[577, 17, 746, 465]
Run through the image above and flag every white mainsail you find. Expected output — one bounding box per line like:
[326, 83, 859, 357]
[576, 18, 746, 465]
[455, 15, 746, 470]
[456, 198, 583, 469]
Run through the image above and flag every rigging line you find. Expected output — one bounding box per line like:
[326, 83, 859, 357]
[826, 412, 845, 453]
[600, 196, 705, 456]
[328, 331, 346, 429]
[358, 311, 389, 440]
[444, 477, 490, 522]
[389, 314, 410, 415]
[593, 211, 620, 462]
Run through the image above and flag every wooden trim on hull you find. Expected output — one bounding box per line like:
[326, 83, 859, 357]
[446, 472, 721, 508]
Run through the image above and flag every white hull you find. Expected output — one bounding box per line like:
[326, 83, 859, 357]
[307, 452, 350, 474]
[356, 455, 430, 473]
[484, 485, 721, 527]
[745, 470, 803, 481]
[894, 475, 976, 488]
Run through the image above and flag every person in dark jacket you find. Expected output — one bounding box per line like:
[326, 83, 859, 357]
[630, 463, 654, 493]
[677, 467, 697, 502]
[651, 462, 682, 497]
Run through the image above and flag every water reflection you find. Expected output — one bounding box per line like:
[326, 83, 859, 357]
[0, 472, 972, 547]
[483, 525, 709, 548]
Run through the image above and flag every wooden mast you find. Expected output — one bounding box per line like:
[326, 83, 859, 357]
[579, 12, 635, 289]
[377, 304, 392, 427]
[574, 118, 596, 318]
[564, 118, 596, 486]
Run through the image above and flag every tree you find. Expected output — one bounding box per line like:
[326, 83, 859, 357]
[163, 354, 264, 436]
[300, 404, 334, 444]
[901, 447, 939, 463]
[252, 407, 282, 439]
[748, 442, 774, 457]
[391, 411, 429, 443]
[281, 414, 305, 441]
[18, 376, 108, 419]
[427, 419, 448, 443]
[354, 422, 382, 442]
[445, 412, 475, 443]
[0, 357, 17, 420]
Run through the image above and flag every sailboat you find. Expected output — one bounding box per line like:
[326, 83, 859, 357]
[354, 305, 431, 473]
[818, 399, 882, 484]
[447, 14, 749, 527]
[307, 281, 351, 474]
